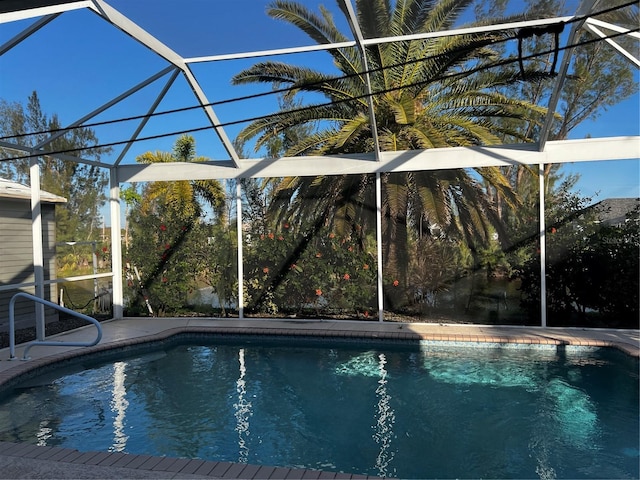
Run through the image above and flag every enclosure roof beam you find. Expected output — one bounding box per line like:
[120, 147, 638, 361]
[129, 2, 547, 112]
[113, 69, 181, 167]
[33, 66, 176, 151]
[0, 13, 59, 55]
[0, 140, 106, 168]
[537, 0, 598, 151]
[584, 22, 640, 67]
[180, 67, 242, 168]
[340, 0, 382, 160]
[585, 18, 640, 39]
[115, 136, 640, 183]
[87, 0, 186, 68]
[87, 0, 240, 167]
[185, 16, 573, 63]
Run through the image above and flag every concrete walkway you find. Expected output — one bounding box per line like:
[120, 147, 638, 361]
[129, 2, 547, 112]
[0, 318, 637, 479]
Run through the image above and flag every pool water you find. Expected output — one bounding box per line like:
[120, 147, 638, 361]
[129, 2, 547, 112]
[0, 337, 637, 479]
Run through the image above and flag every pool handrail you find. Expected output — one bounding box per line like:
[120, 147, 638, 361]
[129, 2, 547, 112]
[9, 292, 103, 360]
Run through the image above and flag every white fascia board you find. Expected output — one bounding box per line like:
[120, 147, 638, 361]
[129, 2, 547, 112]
[116, 136, 640, 183]
[0, 1, 91, 24]
[88, 0, 185, 68]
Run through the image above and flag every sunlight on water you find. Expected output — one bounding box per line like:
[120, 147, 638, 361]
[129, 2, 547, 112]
[36, 420, 52, 447]
[423, 355, 538, 391]
[234, 348, 252, 464]
[372, 354, 396, 478]
[420, 349, 602, 456]
[334, 351, 381, 377]
[529, 436, 557, 480]
[110, 362, 129, 452]
[545, 378, 599, 450]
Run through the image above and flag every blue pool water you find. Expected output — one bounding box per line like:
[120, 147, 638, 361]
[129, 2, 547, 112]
[0, 336, 637, 479]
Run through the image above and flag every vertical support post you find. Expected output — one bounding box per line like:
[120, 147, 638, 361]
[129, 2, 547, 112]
[538, 162, 547, 327]
[376, 172, 384, 322]
[110, 168, 124, 319]
[92, 240, 98, 313]
[30, 158, 45, 340]
[236, 181, 244, 319]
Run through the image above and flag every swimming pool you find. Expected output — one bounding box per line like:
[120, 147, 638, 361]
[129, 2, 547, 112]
[0, 335, 637, 479]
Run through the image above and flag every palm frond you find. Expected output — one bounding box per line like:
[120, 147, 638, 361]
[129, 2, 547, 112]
[135, 136, 226, 224]
[414, 171, 453, 227]
[331, 113, 370, 148]
[268, 0, 348, 45]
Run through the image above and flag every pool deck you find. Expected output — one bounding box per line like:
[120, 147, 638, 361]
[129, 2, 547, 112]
[0, 317, 637, 479]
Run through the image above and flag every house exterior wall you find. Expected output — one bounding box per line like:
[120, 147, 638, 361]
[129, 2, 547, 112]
[594, 198, 639, 226]
[0, 197, 59, 330]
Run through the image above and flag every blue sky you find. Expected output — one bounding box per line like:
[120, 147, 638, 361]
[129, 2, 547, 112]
[0, 0, 638, 204]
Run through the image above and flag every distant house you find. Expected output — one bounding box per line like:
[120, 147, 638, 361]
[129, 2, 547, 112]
[0, 178, 66, 331]
[590, 198, 639, 227]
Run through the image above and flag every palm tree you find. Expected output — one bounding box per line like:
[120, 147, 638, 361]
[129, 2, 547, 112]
[232, 0, 549, 282]
[127, 135, 227, 313]
[137, 135, 226, 223]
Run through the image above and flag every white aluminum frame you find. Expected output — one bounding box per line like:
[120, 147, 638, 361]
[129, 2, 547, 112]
[0, 0, 638, 326]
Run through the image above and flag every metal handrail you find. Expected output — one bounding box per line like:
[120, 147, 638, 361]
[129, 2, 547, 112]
[9, 292, 103, 360]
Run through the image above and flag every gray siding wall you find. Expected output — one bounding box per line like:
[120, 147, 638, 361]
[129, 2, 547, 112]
[0, 198, 59, 330]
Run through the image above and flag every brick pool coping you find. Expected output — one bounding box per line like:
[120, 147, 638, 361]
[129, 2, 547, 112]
[0, 319, 637, 388]
[0, 439, 371, 479]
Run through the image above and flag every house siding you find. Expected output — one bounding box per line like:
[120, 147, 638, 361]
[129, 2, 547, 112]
[0, 198, 59, 330]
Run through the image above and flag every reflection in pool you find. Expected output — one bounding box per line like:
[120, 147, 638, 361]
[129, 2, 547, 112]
[0, 338, 637, 479]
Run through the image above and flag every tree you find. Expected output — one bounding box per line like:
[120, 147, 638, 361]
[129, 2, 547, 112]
[200, 220, 238, 317]
[120, 186, 141, 252]
[516, 182, 639, 327]
[0, 92, 111, 242]
[231, 0, 550, 283]
[126, 135, 227, 315]
[238, 94, 314, 237]
[583, 206, 639, 326]
[135, 135, 226, 223]
[522, 0, 637, 141]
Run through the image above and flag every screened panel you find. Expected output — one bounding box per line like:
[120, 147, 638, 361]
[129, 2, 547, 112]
[544, 160, 639, 328]
[381, 167, 540, 325]
[242, 174, 378, 319]
[124, 178, 238, 317]
[57, 277, 112, 317]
